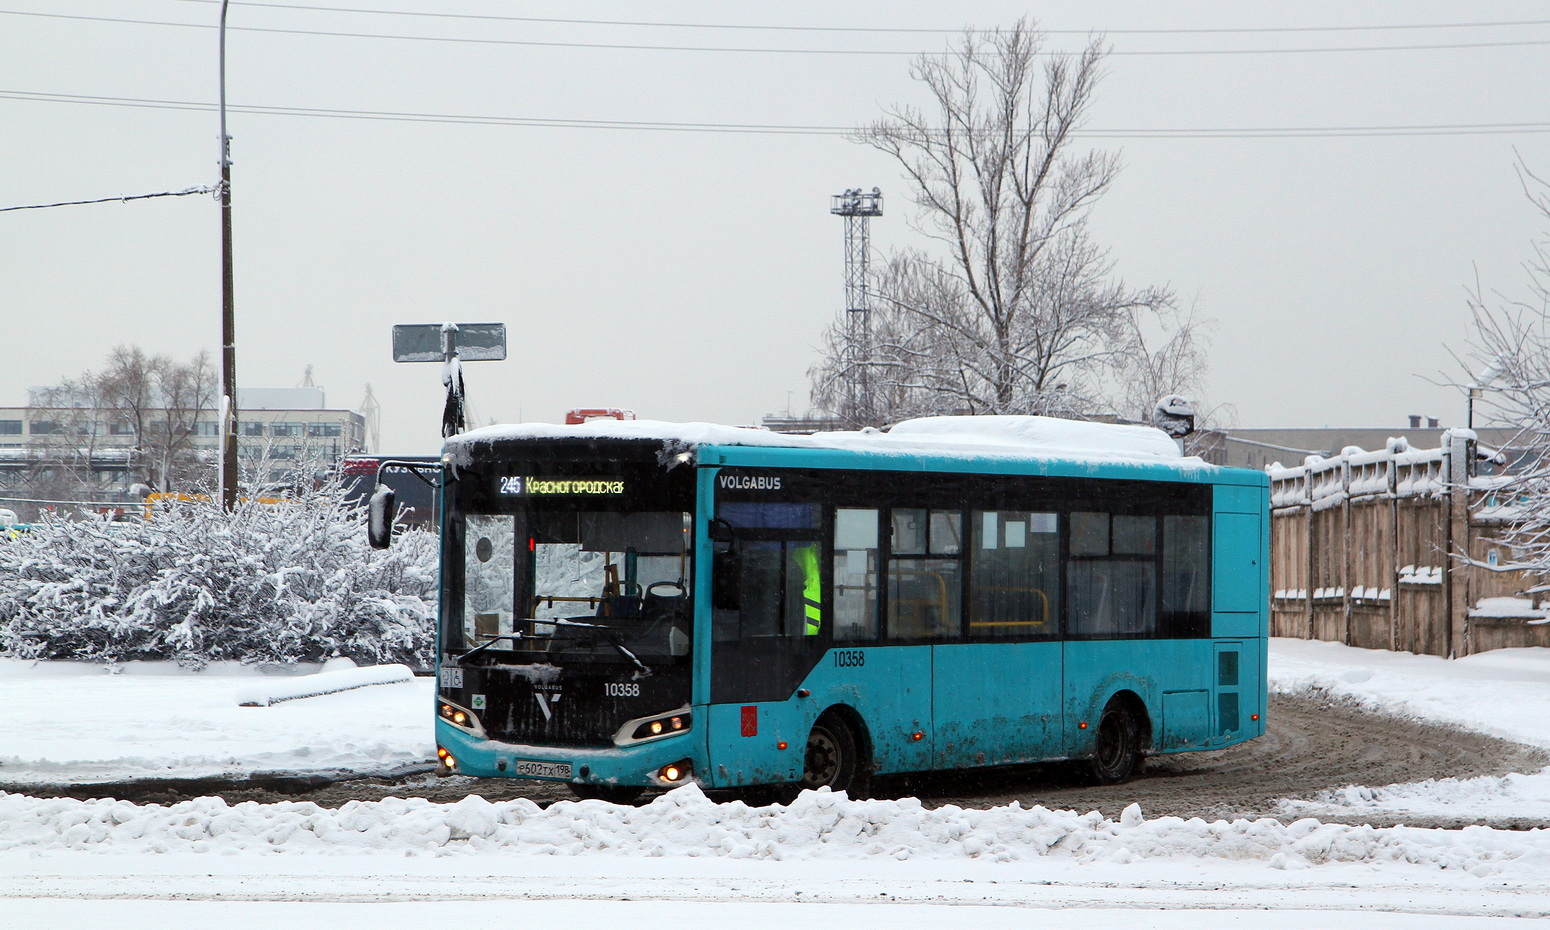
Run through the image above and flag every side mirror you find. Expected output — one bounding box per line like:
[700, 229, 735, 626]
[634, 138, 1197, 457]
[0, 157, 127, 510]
[707, 518, 735, 544]
[711, 548, 742, 611]
[367, 485, 396, 550]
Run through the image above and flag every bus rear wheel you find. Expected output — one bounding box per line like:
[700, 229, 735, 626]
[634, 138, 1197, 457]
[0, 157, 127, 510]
[1086, 700, 1141, 785]
[568, 783, 645, 804]
[801, 717, 867, 796]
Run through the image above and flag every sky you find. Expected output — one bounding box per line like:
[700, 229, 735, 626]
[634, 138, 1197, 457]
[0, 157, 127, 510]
[4, 1, 1549, 454]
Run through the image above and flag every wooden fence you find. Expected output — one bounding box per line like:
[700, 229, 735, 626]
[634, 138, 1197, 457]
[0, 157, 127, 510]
[1268, 433, 1550, 657]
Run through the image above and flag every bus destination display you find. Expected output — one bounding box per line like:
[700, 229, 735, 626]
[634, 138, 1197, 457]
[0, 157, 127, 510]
[498, 476, 626, 496]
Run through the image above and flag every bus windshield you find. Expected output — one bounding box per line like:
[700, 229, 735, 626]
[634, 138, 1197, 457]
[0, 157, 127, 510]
[457, 508, 692, 664]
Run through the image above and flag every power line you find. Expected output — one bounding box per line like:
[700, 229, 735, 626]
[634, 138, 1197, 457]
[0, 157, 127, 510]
[159, 1, 1550, 37]
[0, 185, 217, 213]
[0, 90, 848, 134]
[5, 88, 1550, 139]
[9, 9, 1550, 56]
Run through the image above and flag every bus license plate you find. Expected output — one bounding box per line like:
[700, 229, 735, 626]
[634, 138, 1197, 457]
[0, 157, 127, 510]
[515, 760, 572, 779]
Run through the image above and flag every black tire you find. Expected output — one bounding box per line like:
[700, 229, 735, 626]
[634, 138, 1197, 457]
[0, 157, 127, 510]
[568, 782, 646, 804]
[800, 717, 868, 796]
[1085, 700, 1141, 785]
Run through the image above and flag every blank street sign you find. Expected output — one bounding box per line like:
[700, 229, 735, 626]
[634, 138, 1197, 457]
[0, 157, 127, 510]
[392, 323, 507, 362]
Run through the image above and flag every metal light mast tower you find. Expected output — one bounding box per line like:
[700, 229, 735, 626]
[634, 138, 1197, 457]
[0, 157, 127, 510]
[830, 187, 883, 427]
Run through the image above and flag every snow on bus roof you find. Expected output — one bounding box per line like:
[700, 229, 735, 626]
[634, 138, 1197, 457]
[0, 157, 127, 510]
[449, 415, 1192, 466]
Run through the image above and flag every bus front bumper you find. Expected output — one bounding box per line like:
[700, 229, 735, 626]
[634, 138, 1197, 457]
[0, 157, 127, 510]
[435, 718, 700, 789]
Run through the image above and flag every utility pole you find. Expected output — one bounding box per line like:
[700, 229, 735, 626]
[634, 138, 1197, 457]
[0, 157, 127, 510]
[217, 0, 239, 508]
[830, 188, 883, 428]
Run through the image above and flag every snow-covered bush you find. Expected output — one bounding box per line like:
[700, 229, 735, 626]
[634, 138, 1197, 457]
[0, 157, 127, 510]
[0, 474, 438, 668]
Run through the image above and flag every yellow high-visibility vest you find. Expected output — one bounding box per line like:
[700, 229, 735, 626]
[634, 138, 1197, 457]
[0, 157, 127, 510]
[793, 543, 822, 635]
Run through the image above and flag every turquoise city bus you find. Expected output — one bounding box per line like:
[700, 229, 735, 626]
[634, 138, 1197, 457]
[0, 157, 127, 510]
[422, 416, 1268, 802]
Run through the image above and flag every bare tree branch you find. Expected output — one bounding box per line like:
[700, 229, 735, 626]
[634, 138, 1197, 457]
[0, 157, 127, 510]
[815, 19, 1206, 427]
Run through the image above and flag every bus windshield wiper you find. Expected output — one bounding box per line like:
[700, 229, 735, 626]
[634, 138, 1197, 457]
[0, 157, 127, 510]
[458, 633, 524, 664]
[520, 617, 650, 675]
[604, 636, 650, 677]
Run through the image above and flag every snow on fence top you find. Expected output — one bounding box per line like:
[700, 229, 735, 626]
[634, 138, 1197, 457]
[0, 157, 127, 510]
[449, 415, 1190, 468]
[1267, 431, 1474, 511]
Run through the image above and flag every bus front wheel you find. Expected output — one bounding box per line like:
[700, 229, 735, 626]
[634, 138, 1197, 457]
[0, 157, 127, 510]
[801, 717, 867, 796]
[1085, 700, 1141, 785]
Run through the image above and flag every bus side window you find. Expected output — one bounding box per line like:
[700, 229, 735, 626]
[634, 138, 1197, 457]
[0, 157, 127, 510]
[833, 508, 879, 641]
[970, 510, 1059, 639]
[1068, 511, 1158, 638]
[887, 508, 963, 640]
[1162, 514, 1211, 636]
[712, 501, 822, 642]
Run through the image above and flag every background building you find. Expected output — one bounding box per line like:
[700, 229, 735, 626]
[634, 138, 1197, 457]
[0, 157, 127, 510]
[0, 387, 369, 519]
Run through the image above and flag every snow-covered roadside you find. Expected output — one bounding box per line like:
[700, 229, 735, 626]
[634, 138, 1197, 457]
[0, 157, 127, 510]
[1270, 639, 1550, 749]
[4, 784, 1549, 876]
[5, 641, 1550, 921]
[4, 788, 1550, 924]
[1269, 640, 1550, 823]
[0, 659, 434, 786]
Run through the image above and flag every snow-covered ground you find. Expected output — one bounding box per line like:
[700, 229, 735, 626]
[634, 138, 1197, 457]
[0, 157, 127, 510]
[0, 658, 433, 786]
[1270, 639, 1550, 825]
[4, 640, 1550, 925]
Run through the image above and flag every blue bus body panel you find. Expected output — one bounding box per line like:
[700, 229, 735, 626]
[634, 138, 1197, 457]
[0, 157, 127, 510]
[701, 646, 933, 787]
[932, 642, 1063, 766]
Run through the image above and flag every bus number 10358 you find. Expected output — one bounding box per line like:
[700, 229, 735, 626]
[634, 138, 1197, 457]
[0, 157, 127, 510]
[832, 650, 866, 668]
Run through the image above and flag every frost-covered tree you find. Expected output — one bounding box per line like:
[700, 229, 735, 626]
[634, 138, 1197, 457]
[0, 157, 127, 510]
[811, 20, 1204, 426]
[1457, 158, 1550, 575]
[24, 346, 216, 496]
[0, 464, 437, 668]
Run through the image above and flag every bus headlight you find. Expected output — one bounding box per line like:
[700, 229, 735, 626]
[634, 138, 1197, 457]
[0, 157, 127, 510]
[657, 760, 692, 784]
[438, 700, 487, 737]
[630, 712, 691, 741]
[615, 707, 693, 745]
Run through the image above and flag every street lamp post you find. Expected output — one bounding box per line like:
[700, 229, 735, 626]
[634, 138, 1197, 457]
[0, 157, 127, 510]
[1466, 359, 1506, 432]
[218, 0, 238, 508]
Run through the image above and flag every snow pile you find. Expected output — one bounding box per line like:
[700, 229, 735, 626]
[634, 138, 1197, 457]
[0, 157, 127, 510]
[2, 786, 1547, 877]
[885, 415, 1182, 459]
[233, 663, 414, 707]
[1471, 597, 1550, 622]
[449, 415, 1199, 470]
[0, 481, 438, 668]
[1281, 771, 1550, 823]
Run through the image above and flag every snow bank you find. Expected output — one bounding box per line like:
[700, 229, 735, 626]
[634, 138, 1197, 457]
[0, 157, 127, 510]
[1281, 770, 1550, 823]
[1, 786, 1547, 878]
[233, 663, 415, 707]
